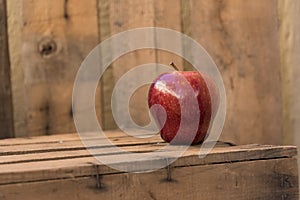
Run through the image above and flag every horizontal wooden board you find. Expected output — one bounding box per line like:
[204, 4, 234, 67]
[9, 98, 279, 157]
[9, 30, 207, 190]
[0, 142, 295, 165]
[0, 129, 158, 146]
[0, 130, 296, 185]
[0, 158, 298, 200]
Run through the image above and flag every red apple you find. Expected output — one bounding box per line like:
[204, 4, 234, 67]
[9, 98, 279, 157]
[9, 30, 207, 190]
[148, 68, 219, 145]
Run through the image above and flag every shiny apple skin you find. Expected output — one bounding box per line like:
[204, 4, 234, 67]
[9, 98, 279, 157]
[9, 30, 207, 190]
[148, 71, 219, 145]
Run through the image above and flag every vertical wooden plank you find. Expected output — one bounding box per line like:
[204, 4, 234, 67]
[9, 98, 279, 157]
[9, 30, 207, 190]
[6, 0, 26, 137]
[98, 0, 116, 130]
[180, 0, 194, 70]
[100, 0, 184, 130]
[154, 0, 184, 70]
[112, 0, 156, 128]
[183, 0, 282, 145]
[10, 0, 100, 136]
[278, 0, 300, 189]
[278, 0, 300, 145]
[0, 0, 14, 138]
[99, 0, 156, 129]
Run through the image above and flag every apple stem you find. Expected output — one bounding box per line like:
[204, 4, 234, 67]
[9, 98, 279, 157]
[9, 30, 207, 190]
[170, 62, 179, 71]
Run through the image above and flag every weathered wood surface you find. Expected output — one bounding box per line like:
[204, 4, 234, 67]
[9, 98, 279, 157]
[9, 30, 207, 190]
[100, 0, 184, 130]
[7, 0, 100, 136]
[278, 0, 300, 187]
[0, 0, 14, 138]
[101, 0, 156, 129]
[0, 131, 298, 199]
[6, 0, 25, 137]
[278, 1, 300, 145]
[5, 0, 283, 148]
[0, 158, 297, 200]
[182, 0, 282, 145]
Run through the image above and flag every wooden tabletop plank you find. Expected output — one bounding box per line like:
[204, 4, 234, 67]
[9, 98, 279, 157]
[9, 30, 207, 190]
[0, 134, 163, 156]
[0, 143, 167, 165]
[0, 129, 162, 147]
[0, 131, 297, 185]
[0, 142, 238, 165]
[0, 143, 296, 185]
[0, 142, 295, 165]
[0, 130, 132, 146]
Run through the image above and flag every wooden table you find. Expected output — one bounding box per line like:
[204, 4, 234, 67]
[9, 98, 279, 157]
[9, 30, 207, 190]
[0, 130, 298, 199]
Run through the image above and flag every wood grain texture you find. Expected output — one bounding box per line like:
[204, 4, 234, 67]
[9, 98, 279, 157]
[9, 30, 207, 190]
[278, 0, 300, 189]
[0, 132, 297, 199]
[0, 143, 296, 176]
[5, 0, 284, 147]
[98, 0, 114, 130]
[8, 0, 100, 136]
[98, 0, 283, 147]
[0, 131, 297, 185]
[0, 158, 298, 200]
[154, 0, 184, 69]
[182, 0, 282, 145]
[0, 137, 295, 166]
[100, 0, 184, 130]
[0, 0, 14, 138]
[101, 0, 156, 129]
[278, 1, 300, 145]
[6, 0, 26, 137]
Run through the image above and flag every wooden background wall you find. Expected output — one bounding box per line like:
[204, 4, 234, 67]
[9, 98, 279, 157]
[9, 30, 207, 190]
[278, 0, 300, 177]
[0, 0, 284, 145]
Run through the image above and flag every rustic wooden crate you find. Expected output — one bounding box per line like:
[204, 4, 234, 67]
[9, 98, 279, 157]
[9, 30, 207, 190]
[0, 130, 298, 199]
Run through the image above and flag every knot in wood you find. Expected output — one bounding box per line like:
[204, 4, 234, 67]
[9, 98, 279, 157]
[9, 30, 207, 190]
[38, 38, 57, 57]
